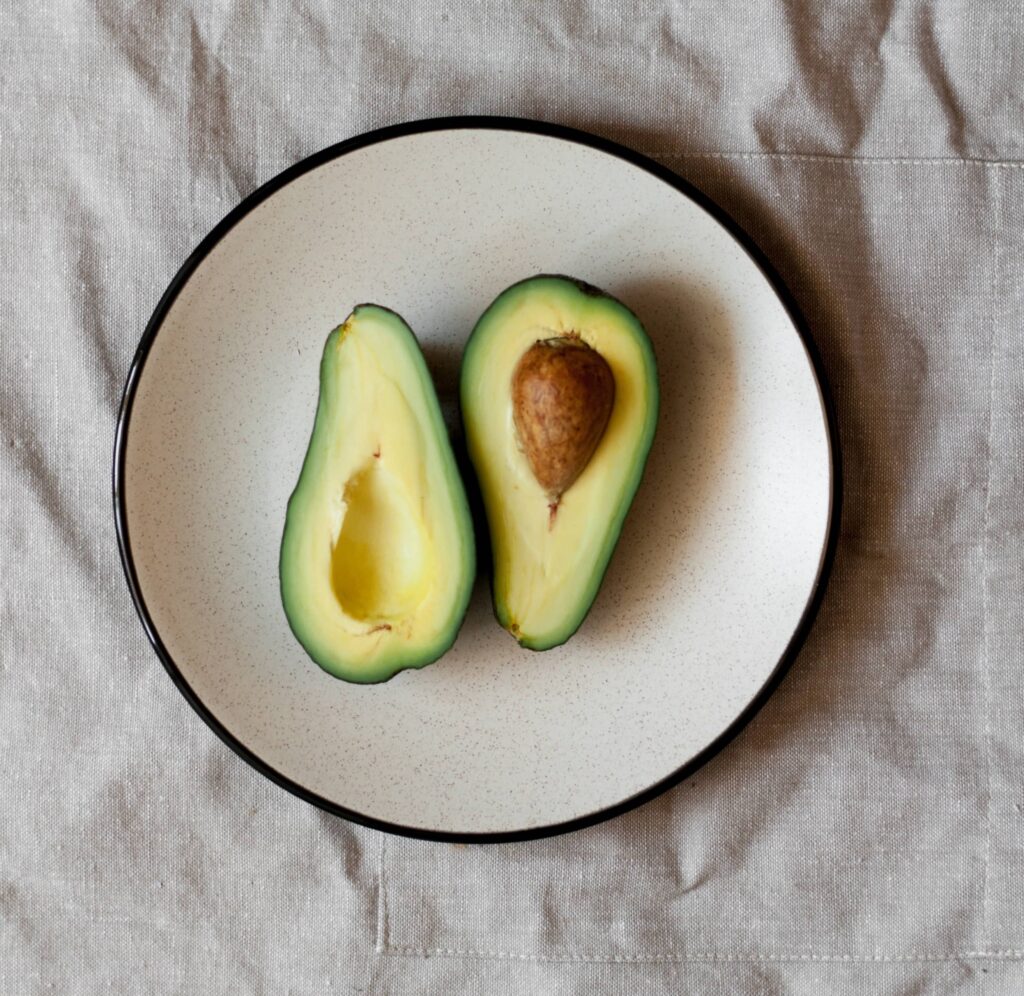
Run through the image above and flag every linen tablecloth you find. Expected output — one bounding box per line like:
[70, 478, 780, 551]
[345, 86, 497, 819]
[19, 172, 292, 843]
[3, 3, 1023, 992]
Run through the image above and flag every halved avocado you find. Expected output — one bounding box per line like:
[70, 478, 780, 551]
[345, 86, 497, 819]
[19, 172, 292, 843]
[281, 305, 475, 683]
[461, 275, 658, 651]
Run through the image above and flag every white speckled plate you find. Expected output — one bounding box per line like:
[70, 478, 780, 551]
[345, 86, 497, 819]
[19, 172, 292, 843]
[115, 118, 839, 841]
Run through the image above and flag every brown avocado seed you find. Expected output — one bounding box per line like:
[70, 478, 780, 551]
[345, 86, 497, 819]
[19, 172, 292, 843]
[511, 336, 616, 502]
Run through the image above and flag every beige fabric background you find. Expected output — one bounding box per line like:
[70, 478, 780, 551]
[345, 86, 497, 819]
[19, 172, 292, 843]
[2, 2, 1023, 992]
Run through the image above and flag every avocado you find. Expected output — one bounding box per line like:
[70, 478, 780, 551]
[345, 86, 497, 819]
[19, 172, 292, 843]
[461, 275, 659, 651]
[281, 305, 475, 683]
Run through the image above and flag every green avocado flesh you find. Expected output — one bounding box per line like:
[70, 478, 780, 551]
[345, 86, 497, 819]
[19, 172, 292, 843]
[281, 305, 475, 683]
[461, 275, 659, 651]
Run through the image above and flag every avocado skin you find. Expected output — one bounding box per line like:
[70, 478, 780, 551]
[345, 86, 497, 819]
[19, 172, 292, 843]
[461, 275, 659, 651]
[280, 304, 476, 683]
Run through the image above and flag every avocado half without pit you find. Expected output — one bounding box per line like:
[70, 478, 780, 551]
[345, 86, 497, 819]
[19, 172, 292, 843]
[280, 305, 475, 683]
[461, 275, 659, 651]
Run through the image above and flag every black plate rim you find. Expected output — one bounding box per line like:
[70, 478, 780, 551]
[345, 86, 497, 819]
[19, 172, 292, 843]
[112, 115, 843, 844]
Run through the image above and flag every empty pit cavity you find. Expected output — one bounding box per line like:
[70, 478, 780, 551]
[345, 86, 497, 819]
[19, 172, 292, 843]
[330, 459, 430, 623]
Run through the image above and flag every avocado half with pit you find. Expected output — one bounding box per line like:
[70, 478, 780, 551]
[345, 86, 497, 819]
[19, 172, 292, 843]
[281, 305, 475, 683]
[461, 275, 659, 650]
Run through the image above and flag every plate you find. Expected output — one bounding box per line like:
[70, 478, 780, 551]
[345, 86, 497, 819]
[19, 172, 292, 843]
[114, 118, 839, 841]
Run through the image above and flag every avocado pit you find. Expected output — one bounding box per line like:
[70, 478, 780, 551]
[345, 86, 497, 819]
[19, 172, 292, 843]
[511, 335, 616, 502]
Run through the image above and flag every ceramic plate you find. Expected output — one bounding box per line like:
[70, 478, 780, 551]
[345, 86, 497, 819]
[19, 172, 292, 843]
[114, 118, 839, 841]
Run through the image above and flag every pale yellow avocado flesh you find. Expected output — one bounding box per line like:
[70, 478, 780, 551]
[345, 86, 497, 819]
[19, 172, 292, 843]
[281, 305, 474, 682]
[461, 276, 658, 650]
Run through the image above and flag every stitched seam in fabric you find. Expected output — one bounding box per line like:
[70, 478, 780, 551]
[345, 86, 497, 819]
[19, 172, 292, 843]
[375, 835, 389, 955]
[372, 156, 1016, 970]
[979, 169, 1002, 946]
[654, 152, 1024, 168]
[380, 946, 1024, 963]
